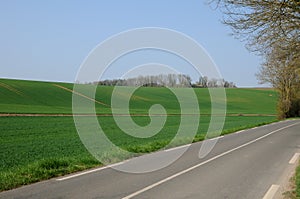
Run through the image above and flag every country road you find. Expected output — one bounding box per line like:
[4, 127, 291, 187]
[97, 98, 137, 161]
[1, 119, 300, 199]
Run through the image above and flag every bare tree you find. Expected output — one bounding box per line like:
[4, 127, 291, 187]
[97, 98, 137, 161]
[211, 0, 300, 53]
[257, 44, 300, 118]
[211, 0, 300, 118]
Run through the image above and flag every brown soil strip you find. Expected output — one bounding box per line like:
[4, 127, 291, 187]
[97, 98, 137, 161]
[0, 113, 277, 117]
[53, 84, 110, 107]
[0, 82, 24, 96]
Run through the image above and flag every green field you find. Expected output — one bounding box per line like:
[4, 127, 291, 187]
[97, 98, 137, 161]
[0, 78, 277, 115]
[0, 78, 278, 191]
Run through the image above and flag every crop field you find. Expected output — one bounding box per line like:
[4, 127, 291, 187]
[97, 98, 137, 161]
[0, 78, 278, 191]
[0, 78, 277, 115]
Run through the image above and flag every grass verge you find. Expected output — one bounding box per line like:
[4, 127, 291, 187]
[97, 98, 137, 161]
[0, 115, 277, 192]
[0, 157, 100, 192]
[283, 161, 300, 199]
[295, 163, 300, 198]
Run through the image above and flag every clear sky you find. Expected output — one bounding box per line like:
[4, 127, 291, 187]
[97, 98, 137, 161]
[0, 0, 265, 87]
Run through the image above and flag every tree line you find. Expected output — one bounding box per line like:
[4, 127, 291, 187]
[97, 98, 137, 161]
[90, 74, 236, 88]
[211, 0, 300, 118]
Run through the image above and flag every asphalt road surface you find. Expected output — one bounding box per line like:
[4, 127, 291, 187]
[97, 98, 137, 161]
[1, 119, 300, 199]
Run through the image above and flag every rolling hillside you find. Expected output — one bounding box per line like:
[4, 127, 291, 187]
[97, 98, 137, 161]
[0, 78, 278, 115]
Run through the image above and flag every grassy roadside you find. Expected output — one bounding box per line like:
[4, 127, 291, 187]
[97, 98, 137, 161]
[296, 164, 300, 198]
[0, 157, 100, 192]
[294, 119, 300, 198]
[284, 161, 300, 199]
[0, 116, 277, 192]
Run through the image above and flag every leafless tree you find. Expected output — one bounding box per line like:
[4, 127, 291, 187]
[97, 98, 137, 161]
[211, 0, 300, 118]
[211, 0, 300, 53]
[257, 44, 300, 118]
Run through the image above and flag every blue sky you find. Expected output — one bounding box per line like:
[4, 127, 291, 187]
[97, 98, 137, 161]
[0, 0, 264, 87]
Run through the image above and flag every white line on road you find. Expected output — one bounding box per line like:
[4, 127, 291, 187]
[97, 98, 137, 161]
[235, 130, 245, 134]
[165, 136, 224, 152]
[56, 161, 125, 181]
[122, 122, 300, 199]
[289, 153, 300, 164]
[164, 144, 191, 152]
[208, 135, 224, 141]
[262, 185, 280, 199]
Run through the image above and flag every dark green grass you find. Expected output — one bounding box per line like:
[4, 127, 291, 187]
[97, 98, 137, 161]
[0, 79, 74, 114]
[224, 88, 278, 115]
[0, 116, 99, 191]
[0, 115, 276, 191]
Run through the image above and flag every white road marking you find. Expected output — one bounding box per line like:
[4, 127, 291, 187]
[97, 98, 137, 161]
[289, 153, 300, 164]
[164, 136, 224, 152]
[262, 184, 280, 199]
[122, 122, 300, 199]
[235, 130, 245, 134]
[56, 161, 125, 181]
[252, 126, 258, 129]
[164, 144, 191, 152]
[208, 135, 224, 141]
